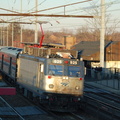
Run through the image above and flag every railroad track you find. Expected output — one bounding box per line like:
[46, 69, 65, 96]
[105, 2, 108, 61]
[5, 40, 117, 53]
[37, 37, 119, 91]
[0, 79, 57, 120]
[85, 83, 120, 105]
[71, 113, 85, 120]
[82, 83, 120, 120]
[1, 92, 59, 120]
[0, 96, 24, 120]
[50, 112, 85, 120]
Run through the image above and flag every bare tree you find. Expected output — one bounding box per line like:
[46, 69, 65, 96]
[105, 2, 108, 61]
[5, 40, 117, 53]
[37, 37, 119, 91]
[7, 23, 21, 46]
[76, 26, 94, 42]
[82, 1, 120, 41]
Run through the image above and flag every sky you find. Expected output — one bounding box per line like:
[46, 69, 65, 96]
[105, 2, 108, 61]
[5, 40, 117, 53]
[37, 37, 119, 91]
[0, 0, 120, 33]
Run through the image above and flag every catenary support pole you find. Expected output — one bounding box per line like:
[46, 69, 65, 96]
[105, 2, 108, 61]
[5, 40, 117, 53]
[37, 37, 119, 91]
[100, 0, 105, 67]
[35, 0, 38, 43]
[20, 0, 23, 45]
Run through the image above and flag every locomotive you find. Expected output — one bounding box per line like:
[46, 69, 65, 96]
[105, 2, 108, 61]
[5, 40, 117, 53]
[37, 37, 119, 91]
[0, 44, 84, 112]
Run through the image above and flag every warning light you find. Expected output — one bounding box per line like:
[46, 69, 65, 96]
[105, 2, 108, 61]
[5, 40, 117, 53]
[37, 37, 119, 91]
[79, 78, 83, 80]
[48, 76, 52, 79]
[64, 61, 69, 64]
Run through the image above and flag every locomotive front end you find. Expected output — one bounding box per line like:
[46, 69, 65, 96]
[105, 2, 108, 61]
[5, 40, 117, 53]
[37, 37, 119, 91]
[42, 57, 84, 111]
[16, 46, 85, 112]
[44, 58, 84, 96]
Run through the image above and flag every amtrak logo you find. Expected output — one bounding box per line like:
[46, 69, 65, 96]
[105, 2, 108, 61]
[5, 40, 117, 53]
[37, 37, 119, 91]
[61, 82, 69, 86]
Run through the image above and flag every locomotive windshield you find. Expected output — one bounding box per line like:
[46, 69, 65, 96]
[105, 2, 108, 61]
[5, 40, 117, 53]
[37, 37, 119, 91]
[48, 64, 80, 77]
[68, 66, 80, 77]
[48, 65, 63, 75]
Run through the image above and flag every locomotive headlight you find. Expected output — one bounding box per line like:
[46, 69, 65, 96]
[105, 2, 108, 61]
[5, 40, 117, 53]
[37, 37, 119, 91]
[49, 84, 54, 88]
[46, 96, 49, 99]
[63, 76, 68, 79]
[78, 98, 81, 101]
[75, 86, 79, 90]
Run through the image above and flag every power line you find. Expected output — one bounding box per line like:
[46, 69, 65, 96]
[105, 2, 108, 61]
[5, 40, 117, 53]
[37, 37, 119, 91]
[4, 0, 93, 23]
[42, 24, 120, 30]
[54, 0, 120, 15]
[5, 0, 120, 23]
[31, 0, 93, 13]
[106, 8, 120, 13]
[28, 0, 47, 12]
[1, 0, 120, 32]
[0, 7, 20, 14]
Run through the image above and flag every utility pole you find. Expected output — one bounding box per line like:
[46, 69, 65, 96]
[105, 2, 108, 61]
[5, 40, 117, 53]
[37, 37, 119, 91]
[2, 29, 4, 46]
[7, 25, 8, 46]
[35, 0, 38, 43]
[12, 7, 14, 47]
[0, 27, 2, 45]
[20, 0, 23, 44]
[100, 0, 105, 68]
[12, 23, 14, 47]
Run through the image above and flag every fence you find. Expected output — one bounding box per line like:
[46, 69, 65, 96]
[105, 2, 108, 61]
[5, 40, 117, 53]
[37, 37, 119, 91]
[85, 67, 120, 90]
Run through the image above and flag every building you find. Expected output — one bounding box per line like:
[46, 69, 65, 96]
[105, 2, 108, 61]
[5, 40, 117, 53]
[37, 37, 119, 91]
[71, 40, 120, 69]
[62, 36, 76, 50]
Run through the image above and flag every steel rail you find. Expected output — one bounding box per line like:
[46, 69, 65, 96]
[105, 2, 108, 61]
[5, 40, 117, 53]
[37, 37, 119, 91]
[0, 96, 25, 120]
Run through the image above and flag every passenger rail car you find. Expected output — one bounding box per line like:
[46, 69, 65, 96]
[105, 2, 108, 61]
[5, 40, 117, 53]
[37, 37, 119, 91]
[0, 47, 22, 82]
[0, 46, 84, 112]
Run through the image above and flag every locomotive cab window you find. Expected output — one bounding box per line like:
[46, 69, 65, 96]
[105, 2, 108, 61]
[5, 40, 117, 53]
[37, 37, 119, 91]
[48, 65, 63, 76]
[68, 66, 80, 77]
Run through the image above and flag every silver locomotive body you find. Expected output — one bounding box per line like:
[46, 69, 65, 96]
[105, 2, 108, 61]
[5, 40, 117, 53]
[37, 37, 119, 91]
[17, 54, 84, 96]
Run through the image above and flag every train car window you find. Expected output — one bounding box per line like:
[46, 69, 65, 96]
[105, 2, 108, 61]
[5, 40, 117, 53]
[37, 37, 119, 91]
[12, 48, 17, 50]
[48, 65, 63, 75]
[68, 66, 80, 77]
[17, 49, 22, 51]
[8, 47, 12, 49]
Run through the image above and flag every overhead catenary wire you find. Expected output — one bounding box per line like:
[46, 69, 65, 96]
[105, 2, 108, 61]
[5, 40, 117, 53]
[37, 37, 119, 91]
[3, 0, 120, 23]
[28, 0, 47, 12]
[0, 0, 120, 34]
[31, 0, 93, 13]
[4, 0, 94, 22]
[0, 7, 20, 14]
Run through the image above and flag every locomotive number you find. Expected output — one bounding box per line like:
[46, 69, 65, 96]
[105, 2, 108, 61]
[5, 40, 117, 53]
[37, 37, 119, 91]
[70, 61, 77, 65]
[52, 59, 63, 64]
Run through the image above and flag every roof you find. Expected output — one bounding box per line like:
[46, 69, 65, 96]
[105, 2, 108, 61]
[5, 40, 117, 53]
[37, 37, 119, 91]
[0, 47, 23, 56]
[71, 41, 112, 56]
[0, 46, 8, 49]
[21, 42, 65, 48]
